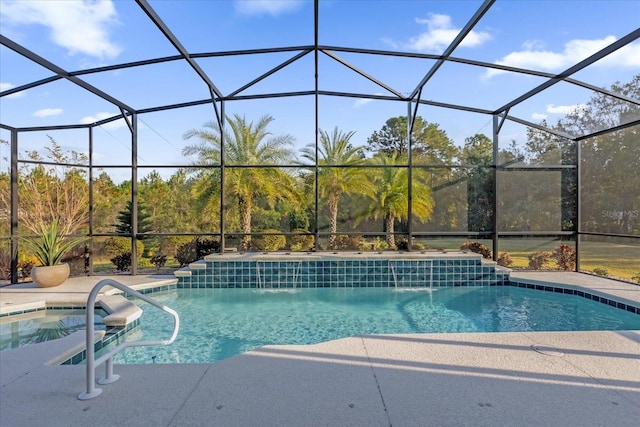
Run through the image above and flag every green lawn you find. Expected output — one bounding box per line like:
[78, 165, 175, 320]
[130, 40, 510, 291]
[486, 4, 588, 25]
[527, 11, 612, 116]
[498, 241, 638, 282]
[417, 237, 639, 282]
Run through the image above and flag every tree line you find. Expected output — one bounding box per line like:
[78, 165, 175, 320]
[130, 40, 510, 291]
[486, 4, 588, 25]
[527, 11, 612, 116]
[0, 75, 637, 263]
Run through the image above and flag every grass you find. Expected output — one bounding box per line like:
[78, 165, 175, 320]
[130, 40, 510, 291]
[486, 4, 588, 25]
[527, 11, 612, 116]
[417, 237, 639, 282]
[577, 242, 640, 281]
[500, 241, 639, 282]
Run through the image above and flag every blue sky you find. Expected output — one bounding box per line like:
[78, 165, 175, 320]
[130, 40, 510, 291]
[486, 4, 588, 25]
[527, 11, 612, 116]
[1, 0, 639, 180]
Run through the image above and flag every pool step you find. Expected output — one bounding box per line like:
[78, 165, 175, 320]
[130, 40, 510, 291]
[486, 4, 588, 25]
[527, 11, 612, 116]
[99, 295, 143, 327]
[174, 261, 207, 278]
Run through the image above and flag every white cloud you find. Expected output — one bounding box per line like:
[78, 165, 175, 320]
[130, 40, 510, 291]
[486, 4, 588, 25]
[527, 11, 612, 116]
[33, 108, 63, 117]
[600, 43, 640, 67]
[532, 103, 587, 121]
[234, 0, 304, 16]
[521, 39, 546, 51]
[80, 112, 126, 129]
[354, 97, 382, 108]
[406, 13, 491, 52]
[486, 36, 639, 78]
[0, 0, 121, 59]
[546, 103, 585, 115]
[353, 99, 372, 108]
[0, 82, 24, 98]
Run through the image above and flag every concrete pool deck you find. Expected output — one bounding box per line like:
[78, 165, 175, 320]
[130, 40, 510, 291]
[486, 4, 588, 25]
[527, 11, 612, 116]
[1, 272, 639, 426]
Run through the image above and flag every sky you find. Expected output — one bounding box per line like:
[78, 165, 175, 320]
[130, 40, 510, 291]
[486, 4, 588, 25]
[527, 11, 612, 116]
[1, 0, 639, 181]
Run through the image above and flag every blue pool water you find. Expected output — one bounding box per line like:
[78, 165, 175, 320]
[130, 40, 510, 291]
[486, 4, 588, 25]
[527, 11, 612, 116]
[105, 286, 640, 364]
[0, 310, 106, 351]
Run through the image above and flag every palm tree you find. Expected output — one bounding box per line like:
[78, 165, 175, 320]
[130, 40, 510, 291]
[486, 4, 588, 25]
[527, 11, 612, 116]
[358, 153, 434, 248]
[183, 114, 297, 250]
[300, 127, 365, 249]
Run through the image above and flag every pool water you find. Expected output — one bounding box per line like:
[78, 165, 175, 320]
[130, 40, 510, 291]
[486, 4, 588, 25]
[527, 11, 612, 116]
[105, 286, 640, 364]
[0, 310, 106, 351]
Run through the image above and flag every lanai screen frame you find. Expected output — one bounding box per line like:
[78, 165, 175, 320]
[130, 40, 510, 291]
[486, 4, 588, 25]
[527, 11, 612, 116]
[1, 0, 639, 278]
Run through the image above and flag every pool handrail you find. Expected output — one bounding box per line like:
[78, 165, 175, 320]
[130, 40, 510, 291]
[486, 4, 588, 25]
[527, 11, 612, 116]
[78, 278, 180, 400]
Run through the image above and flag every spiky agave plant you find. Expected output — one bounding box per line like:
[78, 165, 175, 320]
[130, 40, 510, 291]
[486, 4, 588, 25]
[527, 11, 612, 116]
[21, 219, 87, 266]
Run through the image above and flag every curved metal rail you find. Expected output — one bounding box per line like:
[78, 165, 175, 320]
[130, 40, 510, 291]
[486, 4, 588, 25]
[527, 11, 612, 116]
[78, 279, 180, 400]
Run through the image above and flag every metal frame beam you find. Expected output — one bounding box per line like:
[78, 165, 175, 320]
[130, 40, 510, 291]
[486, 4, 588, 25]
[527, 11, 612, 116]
[130, 114, 138, 275]
[492, 115, 499, 261]
[409, 0, 495, 99]
[494, 27, 640, 114]
[0, 35, 135, 113]
[320, 50, 404, 99]
[10, 129, 18, 282]
[135, 0, 223, 100]
[228, 50, 312, 98]
[314, 0, 320, 251]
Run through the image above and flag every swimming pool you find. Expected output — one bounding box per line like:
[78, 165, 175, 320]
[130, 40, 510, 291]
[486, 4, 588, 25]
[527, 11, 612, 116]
[102, 286, 640, 365]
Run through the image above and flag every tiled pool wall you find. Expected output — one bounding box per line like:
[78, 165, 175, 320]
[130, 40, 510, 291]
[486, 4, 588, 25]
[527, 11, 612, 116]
[0, 304, 83, 319]
[508, 280, 639, 315]
[177, 258, 510, 288]
[60, 319, 140, 365]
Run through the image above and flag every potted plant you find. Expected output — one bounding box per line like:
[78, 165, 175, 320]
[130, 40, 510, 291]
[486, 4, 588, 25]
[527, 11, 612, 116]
[20, 219, 87, 287]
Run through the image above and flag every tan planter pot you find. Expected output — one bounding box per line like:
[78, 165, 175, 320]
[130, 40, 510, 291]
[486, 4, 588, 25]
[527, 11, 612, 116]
[31, 263, 70, 288]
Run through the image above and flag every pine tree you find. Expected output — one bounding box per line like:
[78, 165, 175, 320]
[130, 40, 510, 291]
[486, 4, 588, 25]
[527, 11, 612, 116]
[114, 200, 154, 237]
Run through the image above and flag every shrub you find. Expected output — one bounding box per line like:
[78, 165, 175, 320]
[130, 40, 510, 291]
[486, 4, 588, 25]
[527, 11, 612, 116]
[528, 251, 551, 269]
[359, 237, 389, 251]
[412, 242, 426, 251]
[289, 210, 309, 231]
[160, 236, 192, 257]
[632, 273, 640, 283]
[396, 238, 410, 251]
[135, 240, 145, 259]
[18, 258, 37, 279]
[104, 237, 130, 256]
[111, 251, 154, 271]
[287, 229, 314, 251]
[150, 253, 167, 269]
[175, 240, 197, 267]
[395, 239, 427, 251]
[551, 243, 576, 271]
[104, 237, 144, 259]
[110, 252, 132, 271]
[460, 241, 492, 259]
[61, 244, 90, 275]
[174, 237, 221, 267]
[0, 247, 11, 281]
[196, 237, 220, 258]
[137, 257, 152, 269]
[593, 267, 609, 277]
[254, 229, 286, 251]
[332, 235, 363, 250]
[497, 252, 513, 267]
